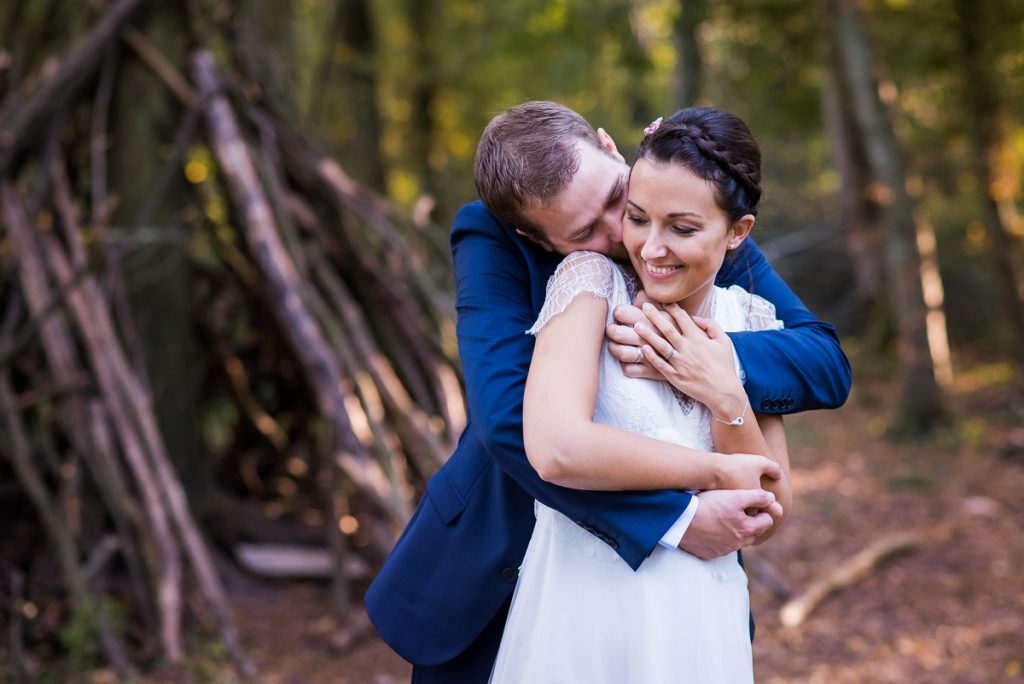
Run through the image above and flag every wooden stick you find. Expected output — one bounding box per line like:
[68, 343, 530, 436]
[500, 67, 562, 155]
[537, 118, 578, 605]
[48, 152, 160, 638]
[310, 256, 449, 476]
[119, 26, 197, 106]
[7, 566, 32, 682]
[90, 42, 118, 227]
[41, 197, 256, 678]
[0, 0, 151, 174]
[3, 183, 184, 663]
[305, 288, 410, 497]
[2, 174, 154, 631]
[779, 531, 922, 627]
[233, 543, 369, 579]
[218, 348, 290, 452]
[0, 375, 131, 678]
[192, 49, 406, 528]
[275, 121, 456, 343]
[0, 259, 94, 369]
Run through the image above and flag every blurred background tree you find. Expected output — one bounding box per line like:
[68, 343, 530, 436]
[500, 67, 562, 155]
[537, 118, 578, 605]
[0, 0, 1022, 679]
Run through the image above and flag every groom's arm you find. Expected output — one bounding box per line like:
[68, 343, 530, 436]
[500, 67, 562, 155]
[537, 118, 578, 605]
[451, 203, 706, 570]
[715, 237, 852, 413]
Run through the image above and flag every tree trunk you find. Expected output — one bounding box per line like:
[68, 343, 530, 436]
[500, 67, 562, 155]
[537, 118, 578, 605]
[955, 0, 1024, 367]
[831, 0, 948, 430]
[108, 1, 208, 504]
[817, 0, 885, 333]
[407, 0, 441, 217]
[674, 0, 707, 107]
[313, 0, 387, 191]
[234, 0, 297, 118]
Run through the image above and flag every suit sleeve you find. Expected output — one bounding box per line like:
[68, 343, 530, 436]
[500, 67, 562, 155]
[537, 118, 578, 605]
[716, 237, 852, 414]
[451, 205, 690, 570]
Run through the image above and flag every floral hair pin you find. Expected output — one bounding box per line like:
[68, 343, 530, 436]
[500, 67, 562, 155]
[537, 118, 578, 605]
[643, 117, 663, 137]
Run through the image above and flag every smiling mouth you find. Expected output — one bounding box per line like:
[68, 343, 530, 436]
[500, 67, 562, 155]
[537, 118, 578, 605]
[644, 262, 681, 277]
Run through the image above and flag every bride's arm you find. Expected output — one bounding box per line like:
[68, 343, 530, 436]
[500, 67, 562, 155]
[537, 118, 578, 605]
[707, 396, 792, 525]
[751, 414, 790, 542]
[631, 303, 792, 516]
[523, 292, 778, 491]
[690, 357, 791, 515]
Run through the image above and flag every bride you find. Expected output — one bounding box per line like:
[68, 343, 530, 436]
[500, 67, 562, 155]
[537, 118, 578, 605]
[489, 107, 793, 683]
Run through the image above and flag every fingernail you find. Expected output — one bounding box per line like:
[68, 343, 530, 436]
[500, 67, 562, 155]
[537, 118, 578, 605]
[642, 302, 654, 311]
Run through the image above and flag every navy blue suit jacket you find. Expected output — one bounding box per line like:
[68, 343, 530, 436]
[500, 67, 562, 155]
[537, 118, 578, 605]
[366, 201, 851, 667]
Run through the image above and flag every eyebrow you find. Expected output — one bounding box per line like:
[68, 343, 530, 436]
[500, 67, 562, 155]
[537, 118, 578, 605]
[626, 199, 703, 220]
[568, 177, 625, 241]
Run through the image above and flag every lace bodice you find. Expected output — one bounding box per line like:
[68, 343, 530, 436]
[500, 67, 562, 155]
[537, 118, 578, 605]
[526, 251, 631, 335]
[527, 251, 783, 561]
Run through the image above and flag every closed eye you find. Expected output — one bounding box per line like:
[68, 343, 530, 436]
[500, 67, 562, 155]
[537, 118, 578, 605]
[572, 228, 594, 243]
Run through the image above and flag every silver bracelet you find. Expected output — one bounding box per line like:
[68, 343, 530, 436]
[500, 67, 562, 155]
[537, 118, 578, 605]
[713, 398, 748, 426]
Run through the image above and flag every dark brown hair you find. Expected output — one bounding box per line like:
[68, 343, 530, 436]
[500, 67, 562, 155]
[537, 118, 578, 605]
[635, 108, 762, 222]
[474, 101, 602, 241]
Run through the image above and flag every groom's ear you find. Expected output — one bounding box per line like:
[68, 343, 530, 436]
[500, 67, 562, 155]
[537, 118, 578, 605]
[597, 128, 625, 164]
[515, 228, 556, 252]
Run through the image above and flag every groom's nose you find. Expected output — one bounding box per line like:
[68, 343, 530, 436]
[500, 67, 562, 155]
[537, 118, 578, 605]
[602, 212, 624, 245]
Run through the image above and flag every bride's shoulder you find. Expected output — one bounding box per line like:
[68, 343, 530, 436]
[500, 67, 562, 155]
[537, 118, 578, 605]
[549, 251, 620, 290]
[553, 250, 617, 275]
[528, 252, 621, 336]
[716, 284, 784, 332]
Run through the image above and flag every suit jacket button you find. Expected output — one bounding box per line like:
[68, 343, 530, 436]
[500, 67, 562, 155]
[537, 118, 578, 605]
[502, 567, 518, 582]
[760, 399, 771, 410]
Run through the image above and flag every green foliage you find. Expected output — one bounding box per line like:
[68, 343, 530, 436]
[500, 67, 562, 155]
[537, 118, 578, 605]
[233, 0, 1024, 355]
[58, 598, 125, 673]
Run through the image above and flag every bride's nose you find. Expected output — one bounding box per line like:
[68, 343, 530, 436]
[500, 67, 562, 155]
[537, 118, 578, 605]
[640, 231, 667, 261]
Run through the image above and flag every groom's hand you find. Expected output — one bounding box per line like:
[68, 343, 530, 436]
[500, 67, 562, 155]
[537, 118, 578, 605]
[677, 489, 780, 560]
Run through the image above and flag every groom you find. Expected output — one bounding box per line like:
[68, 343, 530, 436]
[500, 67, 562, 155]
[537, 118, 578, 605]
[366, 101, 851, 682]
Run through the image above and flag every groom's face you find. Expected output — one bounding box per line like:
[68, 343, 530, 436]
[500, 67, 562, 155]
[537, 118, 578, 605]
[520, 141, 630, 261]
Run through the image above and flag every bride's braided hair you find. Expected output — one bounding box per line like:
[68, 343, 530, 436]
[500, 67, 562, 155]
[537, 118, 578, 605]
[635, 108, 762, 222]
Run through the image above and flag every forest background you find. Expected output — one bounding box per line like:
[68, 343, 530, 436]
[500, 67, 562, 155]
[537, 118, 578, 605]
[0, 0, 1022, 682]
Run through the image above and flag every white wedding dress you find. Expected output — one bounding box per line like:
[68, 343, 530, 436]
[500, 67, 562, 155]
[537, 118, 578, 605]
[489, 251, 783, 684]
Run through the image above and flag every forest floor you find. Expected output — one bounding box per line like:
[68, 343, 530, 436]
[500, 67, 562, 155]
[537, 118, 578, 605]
[98, 363, 1024, 683]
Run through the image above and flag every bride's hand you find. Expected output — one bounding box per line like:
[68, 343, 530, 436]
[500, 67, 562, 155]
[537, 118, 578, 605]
[752, 473, 791, 545]
[717, 453, 783, 491]
[606, 301, 665, 381]
[631, 302, 743, 410]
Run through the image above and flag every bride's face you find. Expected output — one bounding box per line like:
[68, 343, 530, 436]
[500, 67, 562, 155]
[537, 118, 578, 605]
[623, 158, 751, 310]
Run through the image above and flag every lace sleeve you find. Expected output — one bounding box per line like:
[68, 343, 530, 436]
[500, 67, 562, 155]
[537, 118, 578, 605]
[724, 285, 785, 332]
[527, 251, 617, 335]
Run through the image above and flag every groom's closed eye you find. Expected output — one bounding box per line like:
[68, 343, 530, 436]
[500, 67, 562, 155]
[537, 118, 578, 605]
[572, 179, 626, 242]
[606, 179, 626, 215]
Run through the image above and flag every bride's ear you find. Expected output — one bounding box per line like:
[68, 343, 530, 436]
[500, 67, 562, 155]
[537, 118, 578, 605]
[727, 215, 755, 250]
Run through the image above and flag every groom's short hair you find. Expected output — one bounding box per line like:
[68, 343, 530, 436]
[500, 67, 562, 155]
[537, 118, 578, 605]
[475, 101, 601, 240]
